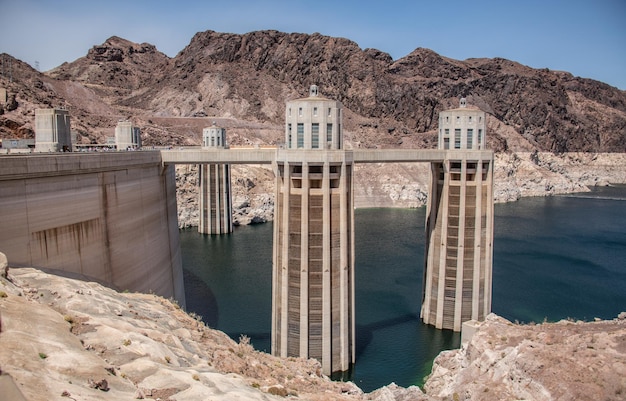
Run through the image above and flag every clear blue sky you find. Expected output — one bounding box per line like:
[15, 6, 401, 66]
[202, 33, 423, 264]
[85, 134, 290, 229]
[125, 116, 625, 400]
[1, 0, 624, 89]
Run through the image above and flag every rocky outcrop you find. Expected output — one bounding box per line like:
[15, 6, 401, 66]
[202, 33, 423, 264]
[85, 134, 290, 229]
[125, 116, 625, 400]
[424, 314, 626, 401]
[54, 36, 170, 93]
[175, 164, 200, 229]
[230, 164, 276, 225]
[494, 151, 626, 202]
[0, 265, 364, 401]
[4, 93, 18, 112]
[232, 192, 274, 226]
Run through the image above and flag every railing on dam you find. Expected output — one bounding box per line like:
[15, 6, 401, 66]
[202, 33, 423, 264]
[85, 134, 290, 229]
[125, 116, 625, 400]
[0, 148, 495, 176]
[158, 147, 494, 165]
[160, 148, 276, 164]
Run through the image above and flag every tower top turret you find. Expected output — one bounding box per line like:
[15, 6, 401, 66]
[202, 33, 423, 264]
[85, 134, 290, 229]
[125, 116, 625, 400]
[202, 123, 227, 148]
[284, 86, 342, 150]
[438, 99, 486, 150]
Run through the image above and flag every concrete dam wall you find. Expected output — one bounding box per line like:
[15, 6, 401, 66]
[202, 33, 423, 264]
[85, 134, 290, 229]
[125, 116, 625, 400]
[0, 152, 185, 306]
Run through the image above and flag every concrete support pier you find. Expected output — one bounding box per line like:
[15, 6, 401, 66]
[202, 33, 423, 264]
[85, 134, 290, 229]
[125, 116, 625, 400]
[198, 163, 232, 234]
[198, 123, 233, 234]
[421, 99, 494, 331]
[271, 86, 355, 375]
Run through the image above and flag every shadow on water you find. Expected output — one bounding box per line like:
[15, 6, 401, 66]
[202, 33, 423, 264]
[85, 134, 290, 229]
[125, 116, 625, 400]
[335, 316, 460, 390]
[180, 224, 274, 352]
[183, 268, 219, 328]
[355, 313, 419, 359]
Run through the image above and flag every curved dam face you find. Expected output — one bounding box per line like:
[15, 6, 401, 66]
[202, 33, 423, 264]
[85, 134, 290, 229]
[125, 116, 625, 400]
[0, 152, 184, 307]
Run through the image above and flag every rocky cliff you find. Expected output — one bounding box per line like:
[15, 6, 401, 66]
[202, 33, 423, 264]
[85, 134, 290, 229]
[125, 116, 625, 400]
[45, 32, 626, 153]
[1, 261, 624, 401]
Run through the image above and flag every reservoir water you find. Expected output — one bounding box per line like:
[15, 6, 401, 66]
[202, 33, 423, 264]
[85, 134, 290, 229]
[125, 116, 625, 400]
[180, 185, 626, 392]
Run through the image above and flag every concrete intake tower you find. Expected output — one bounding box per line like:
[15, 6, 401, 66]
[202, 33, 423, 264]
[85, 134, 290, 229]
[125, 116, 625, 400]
[421, 98, 494, 331]
[271, 85, 355, 375]
[198, 123, 233, 235]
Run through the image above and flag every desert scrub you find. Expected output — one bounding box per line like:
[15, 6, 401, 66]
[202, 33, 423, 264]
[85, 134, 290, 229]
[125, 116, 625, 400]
[188, 311, 202, 321]
[169, 297, 181, 309]
[267, 386, 288, 397]
[0, 291, 7, 298]
[38, 352, 48, 359]
[63, 315, 74, 324]
[237, 334, 253, 356]
[123, 339, 131, 346]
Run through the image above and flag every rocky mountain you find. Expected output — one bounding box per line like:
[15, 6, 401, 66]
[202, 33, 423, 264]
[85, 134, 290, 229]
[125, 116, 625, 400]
[1, 30, 625, 153]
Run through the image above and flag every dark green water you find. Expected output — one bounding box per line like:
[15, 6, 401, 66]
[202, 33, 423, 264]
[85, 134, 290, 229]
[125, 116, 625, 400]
[492, 185, 626, 323]
[180, 185, 626, 392]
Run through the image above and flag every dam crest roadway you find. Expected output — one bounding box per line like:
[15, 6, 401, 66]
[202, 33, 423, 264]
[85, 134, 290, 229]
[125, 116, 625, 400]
[159, 147, 493, 165]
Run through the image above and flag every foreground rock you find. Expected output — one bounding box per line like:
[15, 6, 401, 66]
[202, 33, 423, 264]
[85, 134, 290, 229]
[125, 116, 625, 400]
[0, 267, 363, 401]
[425, 314, 626, 401]
[1, 265, 624, 400]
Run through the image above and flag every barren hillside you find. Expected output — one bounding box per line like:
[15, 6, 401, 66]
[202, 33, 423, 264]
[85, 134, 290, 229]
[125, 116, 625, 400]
[1, 31, 625, 153]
